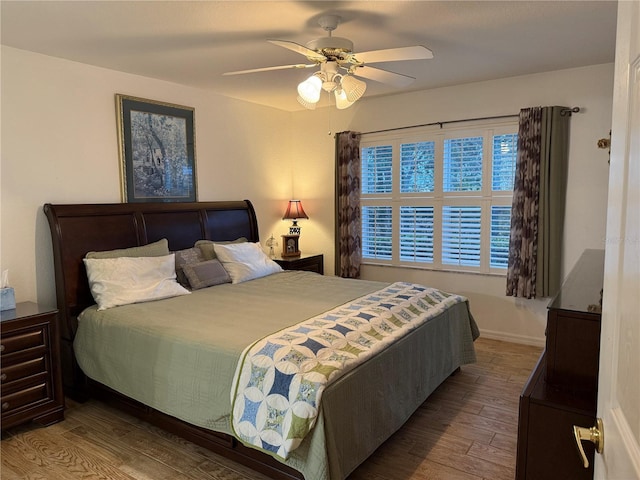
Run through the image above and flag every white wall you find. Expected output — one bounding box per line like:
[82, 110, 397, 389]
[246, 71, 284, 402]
[290, 63, 614, 345]
[1, 46, 613, 345]
[0, 46, 293, 308]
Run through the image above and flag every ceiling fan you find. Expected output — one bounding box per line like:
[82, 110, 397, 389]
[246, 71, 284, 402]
[223, 15, 433, 109]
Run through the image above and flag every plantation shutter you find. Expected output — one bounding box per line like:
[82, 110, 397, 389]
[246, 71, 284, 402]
[492, 133, 518, 191]
[490, 206, 512, 268]
[442, 206, 481, 266]
[400, 141, 435, 193]
[362, 206, 392, 260]
[362, 145, 392, 194]
[443, 137, 483, 192]
[400, 206, 434, 263]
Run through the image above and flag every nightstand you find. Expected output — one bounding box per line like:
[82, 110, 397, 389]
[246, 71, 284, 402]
[1, 302, 65, 431]
[274, 253, 324, 275]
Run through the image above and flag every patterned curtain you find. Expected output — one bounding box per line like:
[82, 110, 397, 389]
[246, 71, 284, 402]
[506, 107, 569, 298]
[335, 131, 362, 278]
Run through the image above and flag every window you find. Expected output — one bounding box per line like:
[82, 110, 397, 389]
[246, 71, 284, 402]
[361, 122, 517, 274]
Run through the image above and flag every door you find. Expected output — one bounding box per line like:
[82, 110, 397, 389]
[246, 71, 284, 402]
[595, 1, 640, 478]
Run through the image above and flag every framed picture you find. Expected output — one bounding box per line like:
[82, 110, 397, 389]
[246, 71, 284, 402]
[281, 234, 301, 257]
[116, 94, 197, 203]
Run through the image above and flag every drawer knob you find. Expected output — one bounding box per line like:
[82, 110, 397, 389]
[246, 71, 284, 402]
[0, 373, 6, 381]
[0, 344, 4, 352]
[2, 402, 9, 411]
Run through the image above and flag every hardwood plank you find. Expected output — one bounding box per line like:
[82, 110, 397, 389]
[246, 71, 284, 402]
[187, 457, 272, 480]
[490, 432, 518, 456]
[62, 424, 186, 480]
[410, 440, 516, 480]
[1, 338, 542, 480]
[467, 441, 517, 468]
[4, 428, 137, 480]
[478, 404, 519, 425]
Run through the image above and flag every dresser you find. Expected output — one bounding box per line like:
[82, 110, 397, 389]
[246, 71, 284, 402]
[515, 249, 604, 480]
[1, 302, 65, 431]
[273, 253, 324, 275]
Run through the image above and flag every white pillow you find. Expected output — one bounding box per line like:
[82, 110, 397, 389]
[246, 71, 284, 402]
[213, 242, 283, 284]
[84, 254, 190, 310]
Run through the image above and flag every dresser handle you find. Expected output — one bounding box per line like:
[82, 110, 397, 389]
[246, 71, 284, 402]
[2, 402, 9, 411]
[0, 344, 4, 352]
[0, 373, 6, 381]
[573, 418, 604, 468]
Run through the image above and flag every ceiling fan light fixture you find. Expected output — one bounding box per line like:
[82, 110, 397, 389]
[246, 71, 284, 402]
[297, 74, 322, 103]
[334, 89, 355, 109]
[322, 80, 338, 92]
[224, 14, 434, 111]
[341, 74, 367, 102]
[297, 95, 317, 110]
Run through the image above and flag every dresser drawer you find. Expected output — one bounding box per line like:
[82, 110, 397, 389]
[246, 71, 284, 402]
[1, 327, 46, 355]
[1, 382, 49, 415]
[1, 356, 47, 384]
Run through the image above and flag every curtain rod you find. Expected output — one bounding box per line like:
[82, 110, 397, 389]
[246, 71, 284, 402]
[361, 107, 580, 136]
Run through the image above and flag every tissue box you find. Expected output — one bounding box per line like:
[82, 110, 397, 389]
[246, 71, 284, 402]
[0, 287, 16, 311]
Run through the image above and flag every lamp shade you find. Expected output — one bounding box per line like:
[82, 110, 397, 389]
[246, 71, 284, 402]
[340, 75, 367, 102]
[335, 89, 355, 109]
[282, 200, 309, 220]
[297, 75, 322, 104]
[297, 95, 317, 110]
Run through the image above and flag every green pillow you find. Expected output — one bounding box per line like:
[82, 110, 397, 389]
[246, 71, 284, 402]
[195, 237, 247, 260]
[85, 238, 169, 259]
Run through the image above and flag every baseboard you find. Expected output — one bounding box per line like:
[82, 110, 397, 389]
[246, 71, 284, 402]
[478, 329, 545, 348]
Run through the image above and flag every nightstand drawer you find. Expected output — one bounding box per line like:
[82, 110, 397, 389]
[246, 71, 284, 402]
[1, 328, 46, 355]
[1, 302, 64, 431]
[274, 254, 324, 274]
[2, 382, 49, 415]
[2, 356, 47, 384]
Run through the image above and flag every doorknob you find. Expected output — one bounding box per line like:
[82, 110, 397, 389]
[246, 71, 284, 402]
[573, 417, 604, 468]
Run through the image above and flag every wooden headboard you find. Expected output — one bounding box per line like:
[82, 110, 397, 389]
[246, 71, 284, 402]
[44, 200, 259, 393]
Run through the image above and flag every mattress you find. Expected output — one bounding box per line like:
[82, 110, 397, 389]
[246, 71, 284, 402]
[74, 270, 478, 479]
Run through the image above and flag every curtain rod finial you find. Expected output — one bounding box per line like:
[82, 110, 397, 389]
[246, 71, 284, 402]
[560, 106, 581, 116]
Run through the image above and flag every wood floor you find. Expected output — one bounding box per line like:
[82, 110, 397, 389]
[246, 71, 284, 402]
[1, 338, 542, 480]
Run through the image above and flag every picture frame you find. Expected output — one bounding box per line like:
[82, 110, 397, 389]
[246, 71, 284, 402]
[281, 234, 301, 257]
[116, 94, 197, 203]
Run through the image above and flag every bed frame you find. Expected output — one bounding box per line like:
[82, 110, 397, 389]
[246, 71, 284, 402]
[44, 200, 303, 480]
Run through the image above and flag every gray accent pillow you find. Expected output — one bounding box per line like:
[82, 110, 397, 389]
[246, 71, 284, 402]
[174, 247, 206, 288]
[182, 259, 231, 290]
[85, 238, 169, 259]
[195, 237, 248, 260]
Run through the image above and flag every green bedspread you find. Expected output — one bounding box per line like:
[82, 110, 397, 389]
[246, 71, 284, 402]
[75, 271, 478, 480]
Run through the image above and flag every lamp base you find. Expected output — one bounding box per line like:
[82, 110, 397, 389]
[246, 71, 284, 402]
[289, 219, 301, 235]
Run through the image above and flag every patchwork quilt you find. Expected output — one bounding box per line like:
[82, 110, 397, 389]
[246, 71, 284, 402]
[230, 282, 467, 460]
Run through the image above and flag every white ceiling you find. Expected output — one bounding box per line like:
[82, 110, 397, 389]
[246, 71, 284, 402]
[1, 1, 618, 112]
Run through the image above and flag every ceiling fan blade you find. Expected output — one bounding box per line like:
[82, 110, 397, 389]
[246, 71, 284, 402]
[352, 65, 416, 88]
[268, 39, 326, 62]
[354, 46, 433, 64]
[223, 64, 316, 76]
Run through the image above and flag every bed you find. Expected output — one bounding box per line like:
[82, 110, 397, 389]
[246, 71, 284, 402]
[44, 200, 479, 480]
